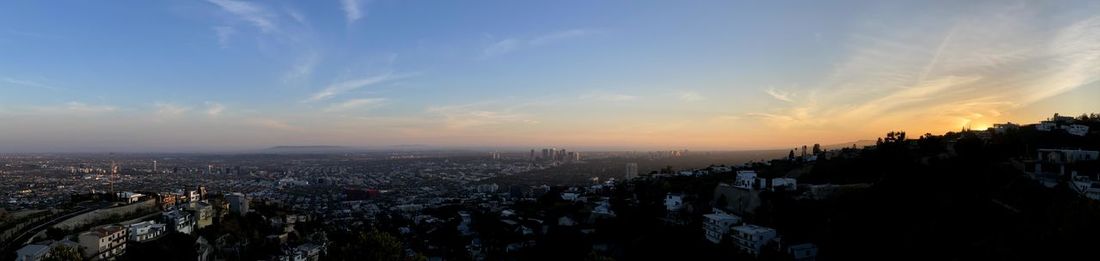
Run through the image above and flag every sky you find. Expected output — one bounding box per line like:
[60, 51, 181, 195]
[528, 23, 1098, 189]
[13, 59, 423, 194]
[1, 0, 1099, 152]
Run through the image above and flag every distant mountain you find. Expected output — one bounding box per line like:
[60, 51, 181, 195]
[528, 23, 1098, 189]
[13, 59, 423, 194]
[266, 145, 349, 150]
[262, 146, 358, 153]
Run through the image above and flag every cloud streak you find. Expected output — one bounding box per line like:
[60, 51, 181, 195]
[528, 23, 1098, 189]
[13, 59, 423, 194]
[748, 7, 1100, 138]
[154, 102, 191, 118]
[764, 88, 793, 102]
[206, 0, 277, 33]
[205, 102, 226, 116]
[305, 72, 410, 102]
[580, 91, 637, 102]
[481, 29, 595, 58]
[341, 0, 365, 23]
[2, 77, 59, 91]
[325, 98, 387, 112]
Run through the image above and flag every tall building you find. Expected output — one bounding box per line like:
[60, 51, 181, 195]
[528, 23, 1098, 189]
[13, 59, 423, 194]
[625, 163, 638, 180]
[227, 193, 249, 216]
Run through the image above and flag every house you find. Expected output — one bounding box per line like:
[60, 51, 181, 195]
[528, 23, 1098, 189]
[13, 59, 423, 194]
[196, 237, 213, 261]
[730, 224, 777, 256]
[786, 243, 818, 261]
[711, 165, 733, 173]
[1038, 149, 1098, 164]
[79, 225, 128, 260]
[992, 122, 1019, 134]
[664, 193, 684, 212]
[1037, 121, 1057, 131]
[557, 216, 576, 227]
[1070, 173, 1100, 200]
[702, 212, 742, 244]
[735, 171, 758, 189]
[14, 244, 50, 261]
[127, 221, 166, 243]
[1066, 124, 1090, 136]
[162, 209, 196, 235]
[116, 192, 144, 204]
[457, 211, 473, 236]
[294, 243, 324, 261]
[560, 192, 580, 201]
[769, 178, 797, 192]
[186, 201, 214, 229]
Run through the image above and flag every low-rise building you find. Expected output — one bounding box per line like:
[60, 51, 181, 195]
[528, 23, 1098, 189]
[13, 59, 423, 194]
[992, 122, 1019, 134]
[703, 212, 741, 244]
[664, 193, 684, 212]
[116, 192, 144, 204]
[127, 221, 166, 243]
[163, 209, 196, 235]
[78, 225, 127, 260]
[735, 171, 758, 189]
[187, 201, 214, 229]
[770, 178, 797, 192]
[14, 244, 50, 261]
[731, 224, 777, 256]
[786, 243, 818, 261]
[1066, 124, 1090, 136]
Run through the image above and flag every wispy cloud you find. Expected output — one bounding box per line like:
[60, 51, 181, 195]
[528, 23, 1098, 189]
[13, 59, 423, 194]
[213, 26, 236, 48]
[529, 29, 594, 46]
[482, 38, 521, 57]
[748, 6, 1100, 136]
[764, 88, 793, 102]
[247, 118, 302, 132]
[428, 103, 539, 129]
[340, 0, 365, 24]
[481, 29, 596, 58]
[305, 72, 410, 102]
[154, 102, 191, 118]
[206, 0, 277, 32]
[679, 91, 705, 102]
[65, 102, 117, 113]
[283, 52, 320, 82]
[580, 91, 637, 102]
[285, 7, 307, 25]
[205, 102, 226, 116]
[2, 77, 59, 91]
[325, 98, 387, 112]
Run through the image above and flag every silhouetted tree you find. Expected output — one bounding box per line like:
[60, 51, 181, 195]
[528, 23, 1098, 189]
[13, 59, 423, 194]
[43, 245, 81, 261]
[812, 144, 822, 155]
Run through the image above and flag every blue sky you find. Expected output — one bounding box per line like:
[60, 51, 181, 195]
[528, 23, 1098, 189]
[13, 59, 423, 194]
[1, 0, 1098, 152]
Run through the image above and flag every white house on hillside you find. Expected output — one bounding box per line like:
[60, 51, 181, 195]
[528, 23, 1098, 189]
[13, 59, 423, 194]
[703, 212, 742, 244]
[735, 171, 758, 189]
[664, 193, 684, 212]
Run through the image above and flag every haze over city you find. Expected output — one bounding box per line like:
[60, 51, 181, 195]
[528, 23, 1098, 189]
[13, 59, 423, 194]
[1, 0, 1099, 152]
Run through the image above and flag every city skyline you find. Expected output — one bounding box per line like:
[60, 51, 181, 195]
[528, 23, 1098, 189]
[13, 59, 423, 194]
[2, 0, 1099, 152]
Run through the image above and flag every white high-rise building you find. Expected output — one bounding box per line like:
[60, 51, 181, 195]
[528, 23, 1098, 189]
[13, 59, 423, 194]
[625, 163, 638, 180]
[227, 193, 249, 216]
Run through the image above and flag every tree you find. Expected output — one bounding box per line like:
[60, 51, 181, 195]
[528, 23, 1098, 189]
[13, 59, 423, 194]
[360, 229, 405, 261]
[716, 194, 729, 210]
[812, 144, 822, 155]
[44, 245, 81, 261]
[788, 150, 796, 160]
